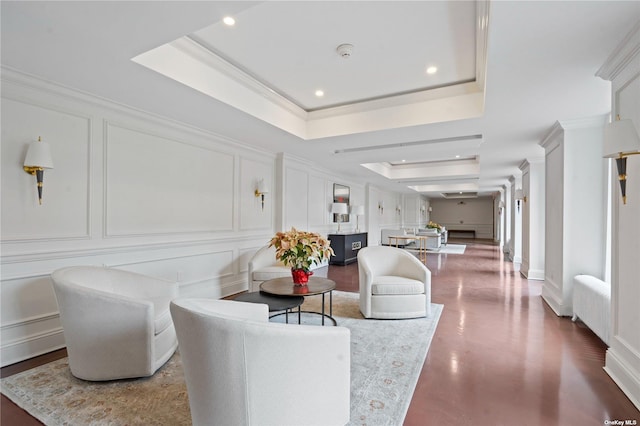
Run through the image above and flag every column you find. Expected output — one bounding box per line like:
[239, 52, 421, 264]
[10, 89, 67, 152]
[519, 158, 545, 280]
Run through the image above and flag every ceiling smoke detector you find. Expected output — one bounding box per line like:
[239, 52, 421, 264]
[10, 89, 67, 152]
[336, 43, 354, 58]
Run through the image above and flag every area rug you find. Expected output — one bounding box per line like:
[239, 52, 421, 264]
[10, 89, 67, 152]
[404, 243, 466, 256]
[1, 291, 442, 426]
[425, 243, 466, 254]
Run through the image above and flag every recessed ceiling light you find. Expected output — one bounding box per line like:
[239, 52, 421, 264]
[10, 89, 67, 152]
[223, 16, 235, 26]
[401, 159, 406, 163]
[315, 90, 324, 97]
[426, 66, 438, 75]
[455, 155, 461, 158]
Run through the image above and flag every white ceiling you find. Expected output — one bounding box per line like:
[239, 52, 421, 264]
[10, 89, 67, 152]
[2, 1, 639, 198]
[189, 1, 477, 111]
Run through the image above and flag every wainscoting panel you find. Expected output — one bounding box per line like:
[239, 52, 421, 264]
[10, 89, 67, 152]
[104, 121, 234, 236]
[114, 250, 234, 287]
[0, 274, 65, 367]
[1, 96, 91, 241]
[1, 274, 59, 328]
[239, 157, 273, 231]
[308, 175, 328, 228]
[284, 166, 309, 230]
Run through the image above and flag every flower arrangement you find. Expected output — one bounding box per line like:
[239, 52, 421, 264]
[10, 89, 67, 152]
[269, 228, 335, 272]
[426, 221, 443, 232]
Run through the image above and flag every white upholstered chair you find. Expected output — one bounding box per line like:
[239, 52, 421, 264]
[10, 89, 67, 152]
[417, 228, 442, 250]
[357, 246, 431, 319]
[51, 266, 179, 381]
[170, 298, 351, 426]
[248, 245, 291, 292]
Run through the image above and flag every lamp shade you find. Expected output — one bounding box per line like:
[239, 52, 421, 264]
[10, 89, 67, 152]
[514, 189, 524, 200]
[331, 203, 348, 215]
[256, 179, 269, 194]
[350, 205, 365, 216]
[24, 139, 54, 169]
[603, 119, 640, 158]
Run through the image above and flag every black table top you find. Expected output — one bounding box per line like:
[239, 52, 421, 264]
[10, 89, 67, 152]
[260, 276, 336, 296]
[233, 291, 304, 312]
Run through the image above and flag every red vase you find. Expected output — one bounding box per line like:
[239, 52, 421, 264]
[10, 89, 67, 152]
[291, 268, 313, 285]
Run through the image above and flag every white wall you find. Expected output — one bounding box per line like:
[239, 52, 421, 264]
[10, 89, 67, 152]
[277, 152, 365, 236]
[0, 69, 391, 366]
[402, 194, 428, 229]
[598, 22, 640, 410]
[540, 117, 606, 316]
[429, 197, 494, 239]
[508, 175, 522, 266]
[366, 185, 404, 246]
[519, 159, 545, 281]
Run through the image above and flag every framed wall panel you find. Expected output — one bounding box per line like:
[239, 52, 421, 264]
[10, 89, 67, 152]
[104, 122, 234, 236]
[1, 97, 91, 241]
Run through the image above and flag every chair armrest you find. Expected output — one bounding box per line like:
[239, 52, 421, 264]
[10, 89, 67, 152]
[244, 324, 351, 424]
[249, 246, 280, 269]
[53, 282, 156, 380]
[395, 254, 429, 281]
[111, 270, 178, 299]
[171, 299, 269, 323]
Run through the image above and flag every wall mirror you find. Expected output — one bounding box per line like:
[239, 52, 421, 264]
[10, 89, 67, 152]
[333, 183, 350, 223]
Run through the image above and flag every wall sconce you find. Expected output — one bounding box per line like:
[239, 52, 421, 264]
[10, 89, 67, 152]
[396, 205, 402, 215]
[499, 200, 505, 215]
[331, 202, 349, 232]
[254, 179, 269, 211]
[420, 205, 426, 216]
[378, 201, 384, 214]
[603, 116, 640, 204]
[350, 205, 365, 232]
[428, 206, 433, 213]
[23, 136, 54, 205]
[514, 189, 526, 212]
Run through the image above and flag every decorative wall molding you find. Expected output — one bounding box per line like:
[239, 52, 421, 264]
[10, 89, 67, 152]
[1, 66, 274, 158]
[1, 328, 65, 368]
[1, 95, 92, 242]
[596, 21, 640, 81]
[1, 311, 59, 331]
[604, 346, 640, 410]
[1, 235, 269, 266]
[541, 280, 568, 316]
[599, 21, 640, 411]
[103, 121, 235, 237]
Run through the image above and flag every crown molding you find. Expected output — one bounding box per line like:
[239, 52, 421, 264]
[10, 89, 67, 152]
[596, 21, 640, 81]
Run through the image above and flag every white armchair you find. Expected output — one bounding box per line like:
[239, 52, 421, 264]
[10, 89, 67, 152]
[357, 246, 431, 319]
[248, 245, 291, 292]
[380, 228, 415, 246]
[170, 298, 351, 426]
[417, 228, 442, 250]
[51, 266, 179, 381]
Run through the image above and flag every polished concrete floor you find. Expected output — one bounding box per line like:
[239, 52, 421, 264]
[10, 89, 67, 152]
[2, 240, 639, 425]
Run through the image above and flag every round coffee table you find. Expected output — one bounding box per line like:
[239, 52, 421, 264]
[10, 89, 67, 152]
[260, 276, 337, 326]
[233, 291, 304, 324]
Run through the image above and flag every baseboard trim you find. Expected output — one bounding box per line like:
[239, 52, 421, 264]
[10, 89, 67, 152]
[541, 278, 571, 316]
[521, 268, 544, 281]
[604, 348, 640, 411]
[1, 329, 65, 368]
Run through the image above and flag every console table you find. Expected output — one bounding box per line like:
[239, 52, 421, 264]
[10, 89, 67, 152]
[328, 232, 368, 265]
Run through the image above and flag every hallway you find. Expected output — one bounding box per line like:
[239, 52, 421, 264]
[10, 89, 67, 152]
[2, 241, 639, 425]
[329, 241, 639, 426]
